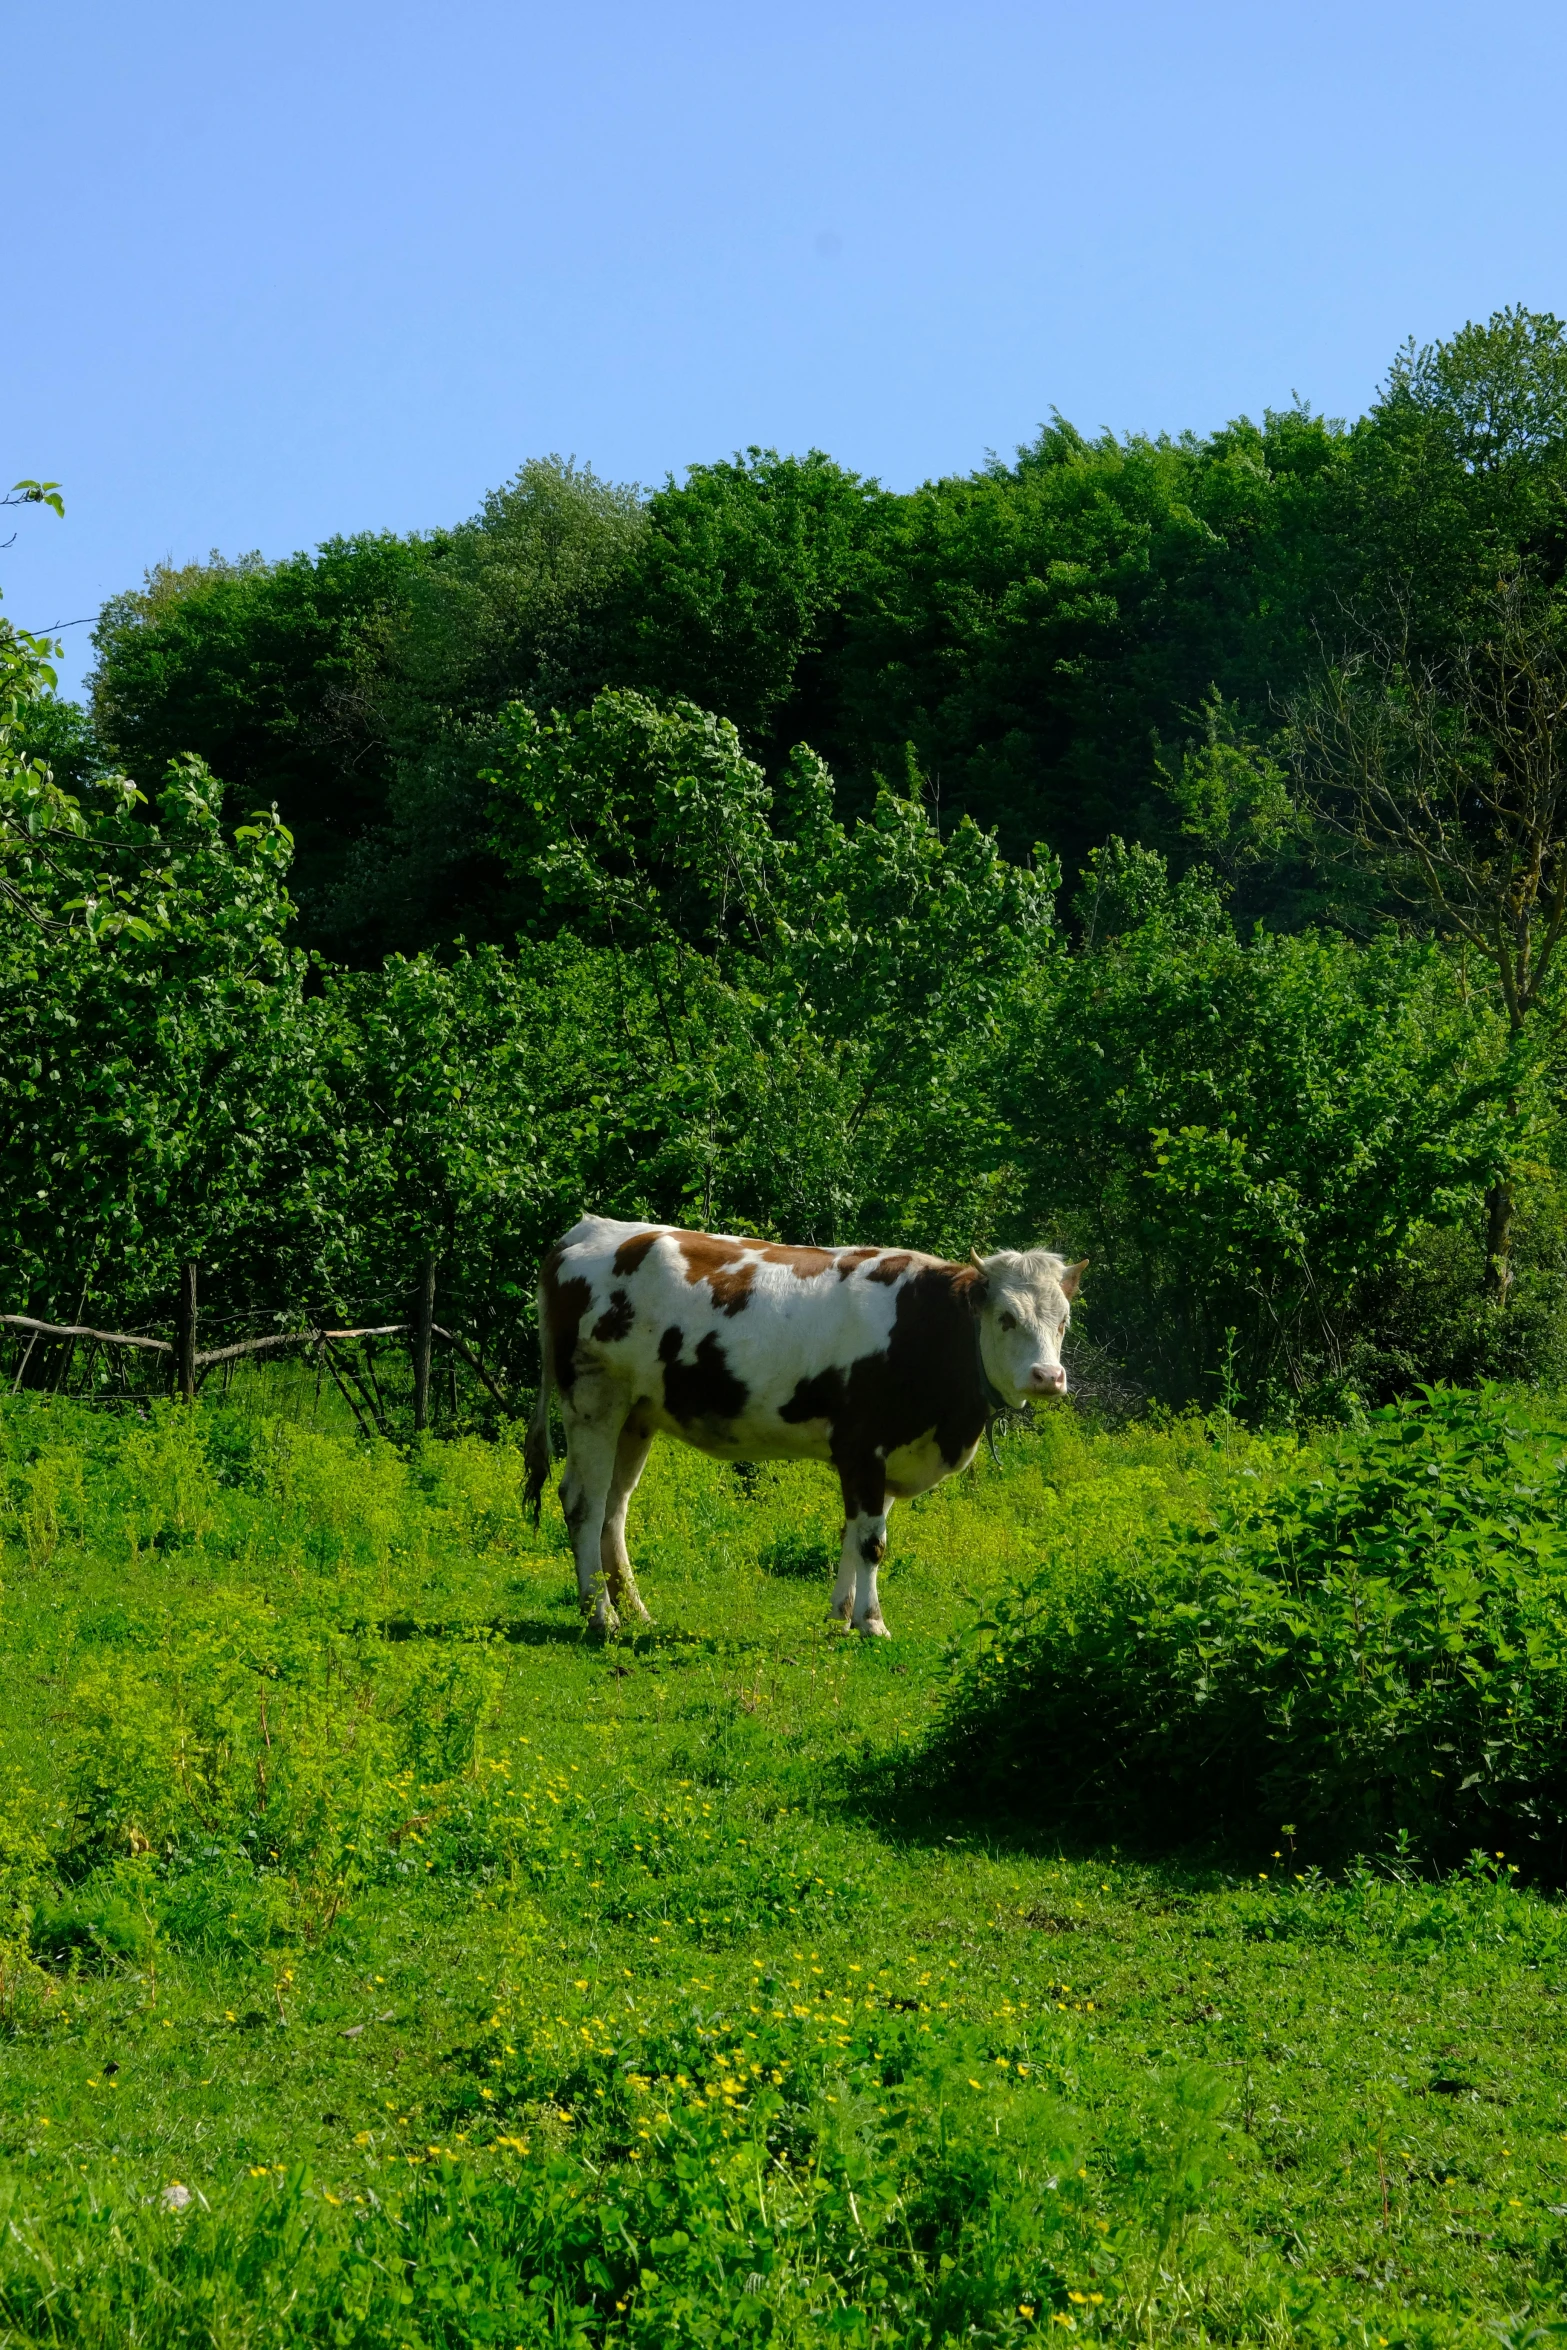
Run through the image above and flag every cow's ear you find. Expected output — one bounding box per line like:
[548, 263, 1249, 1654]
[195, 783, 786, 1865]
[1059, 1258, 1089, 1301]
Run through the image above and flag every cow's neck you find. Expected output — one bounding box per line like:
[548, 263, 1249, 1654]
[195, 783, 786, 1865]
[973, 1322, 1013, 1463]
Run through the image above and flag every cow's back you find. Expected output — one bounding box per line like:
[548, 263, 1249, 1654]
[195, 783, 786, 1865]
[544, 1217, 973, 1468]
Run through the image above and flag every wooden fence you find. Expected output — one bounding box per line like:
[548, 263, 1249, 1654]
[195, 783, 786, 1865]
[2, 1256, 518, 1437]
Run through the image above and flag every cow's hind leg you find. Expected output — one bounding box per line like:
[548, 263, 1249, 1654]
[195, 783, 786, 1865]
[600, 1416, 654, 1625]
[559, 1382, 630, 1633]
[827, 1515, 857, 1625]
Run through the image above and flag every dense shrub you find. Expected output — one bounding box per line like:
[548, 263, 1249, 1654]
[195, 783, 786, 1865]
[937, 1385, 1567, 1871]
[1339, 1186, 1567, 1396]
[1007, 851, 1522, 1408]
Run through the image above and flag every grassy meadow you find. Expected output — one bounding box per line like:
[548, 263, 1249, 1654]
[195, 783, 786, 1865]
[4, 1385, 1567, 2344]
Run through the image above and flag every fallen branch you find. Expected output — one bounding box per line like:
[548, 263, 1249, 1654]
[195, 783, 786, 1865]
[431, 1323, 516, 1416]
[1, 1314, 413, 1366]
[4, 1312, 516, 1418]
[318, 1334, 379, 1442]
[325, 1333, 391, 1441]
[1, 1313, 170, 1355]
[193, 1324, 410, 1370]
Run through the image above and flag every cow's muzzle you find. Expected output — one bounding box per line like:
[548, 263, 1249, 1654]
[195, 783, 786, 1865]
[1027, 1364, 1068, 1397]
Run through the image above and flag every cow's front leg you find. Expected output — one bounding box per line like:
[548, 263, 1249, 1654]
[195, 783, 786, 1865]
[828, 1458, 893, 1636]
[827, 1460, 861, 1625]
[852, 1497, 893, 1637]
[559, 1384, 630, 1633]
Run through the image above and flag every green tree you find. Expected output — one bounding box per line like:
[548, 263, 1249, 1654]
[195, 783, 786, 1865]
[1289, 575, 1567, 1299]
[485, 689, 1056, 1250]
[616, 449, 890, 757]
[300, 950, 562, 1373]
[1338, 307, 1567, 661]
[89, 464, 649, 958]
[89, 534, 429, 927]
[1008, 847, 1519, 1406]
[824, 407, 1348, 878]
[2, 610, 306, 1331]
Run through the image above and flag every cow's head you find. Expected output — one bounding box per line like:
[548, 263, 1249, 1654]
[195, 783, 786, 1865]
[969, 1247, 1086, 1405]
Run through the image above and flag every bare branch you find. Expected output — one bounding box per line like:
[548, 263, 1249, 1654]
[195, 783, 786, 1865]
[1288, 576, 1567, 1036]
[1, 1313, 171, 1355]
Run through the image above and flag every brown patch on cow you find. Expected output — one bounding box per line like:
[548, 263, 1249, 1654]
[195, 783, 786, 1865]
[879, 1268, 988, 1469]
[859, 1530, 886, 1563]
[835, 1248, 880, 1280]
[542, 1249, 594, 1397]
[612, 1230, 662, 1278]
[759, 1243, 837, 1279]
[676, 1232, 745, 1281]
[658, 1325, 750, 1427]
[709, 1261, 758, 1314]
[675, 1232, 759, 1315]
[866, 1252, 913, 1285]
[592, 1289, 636, 1343]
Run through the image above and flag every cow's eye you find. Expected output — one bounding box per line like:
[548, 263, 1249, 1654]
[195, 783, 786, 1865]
[999, 1311, 1017, 1332]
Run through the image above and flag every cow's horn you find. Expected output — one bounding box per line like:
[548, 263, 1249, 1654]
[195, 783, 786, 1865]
[969, 1248, 986, 1272]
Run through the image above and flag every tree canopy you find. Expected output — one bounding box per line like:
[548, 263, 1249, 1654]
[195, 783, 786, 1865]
[8, 307, 1567, 1413]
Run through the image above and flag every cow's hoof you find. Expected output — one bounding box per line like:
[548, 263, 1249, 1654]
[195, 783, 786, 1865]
[856, 1615, 892, 1638]
[589, 1607, 621, 1637]
[824, 1607, 853, 1628]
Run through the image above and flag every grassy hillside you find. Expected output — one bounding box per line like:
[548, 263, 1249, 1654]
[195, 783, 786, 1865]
[3, 1392, 1567, 2343]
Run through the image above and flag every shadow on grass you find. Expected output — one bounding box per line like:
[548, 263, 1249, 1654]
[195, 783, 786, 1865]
[839, 1727, 1281, 1882]
[843, 1726, 1567, 1893]
[362, 1614, 776, 1661]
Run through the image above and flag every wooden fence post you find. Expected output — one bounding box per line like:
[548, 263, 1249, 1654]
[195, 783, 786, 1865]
[176, 1262, 198, 1404]
[10, 1328, 39, 1395]
[412, 1252, 437, 1434]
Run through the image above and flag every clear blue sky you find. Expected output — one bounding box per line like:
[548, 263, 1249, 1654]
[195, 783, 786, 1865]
[6, 0, 1567, 696]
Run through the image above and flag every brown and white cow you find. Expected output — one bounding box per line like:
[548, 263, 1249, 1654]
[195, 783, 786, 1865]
[523, 1216, 1085, 1636]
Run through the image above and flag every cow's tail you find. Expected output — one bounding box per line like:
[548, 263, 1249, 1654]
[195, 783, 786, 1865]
[523, 1272, 555, 1527]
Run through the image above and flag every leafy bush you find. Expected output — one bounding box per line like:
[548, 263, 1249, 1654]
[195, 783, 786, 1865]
[30, 1890, 153, 1971]
[938, 1385, 1567, 1870]
[1008, 852, 1523, 1407]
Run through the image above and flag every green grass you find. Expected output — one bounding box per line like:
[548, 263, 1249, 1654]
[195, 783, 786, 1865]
[4, 1390, 1567, 2344]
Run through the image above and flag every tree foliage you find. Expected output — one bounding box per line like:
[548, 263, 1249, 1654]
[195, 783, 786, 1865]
[8, 307, 1567, 1409]
[82, 308, 1567, 958]
[1011, 848, 1519, 1404]
[1, 727, 303, 1318]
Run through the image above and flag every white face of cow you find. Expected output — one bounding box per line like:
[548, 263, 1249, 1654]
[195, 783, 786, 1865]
[974, 1248, 1086, 1406]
